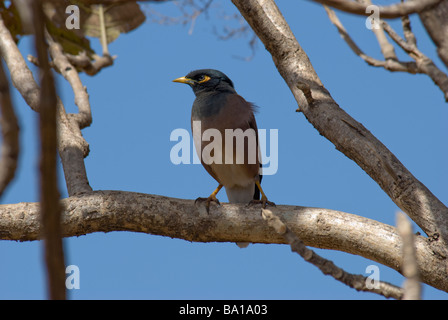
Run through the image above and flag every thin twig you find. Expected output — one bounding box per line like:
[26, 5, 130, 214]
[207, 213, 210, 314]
[381, 21, 419, 56]
[45, 31, 92, 129]
[97, 5, 109, 56]
[28, 52, 115, 76]
[261, 208, 404, 299]
[358, 0, 397, 61]
[401, 14, 416, 47]
[325, 3, 448, 101]
[309, 0, 442, 19]
[324, 6, 420, 73]
[381, 19, 448, 101]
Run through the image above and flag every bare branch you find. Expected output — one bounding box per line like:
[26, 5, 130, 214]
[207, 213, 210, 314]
[0, 59, 19, 198]
[401, 14, 417, 48]
[324, 3, 448, 101]
[187, 0, 213, 35]
[0, 191, 447, 293]
[262, 208, 404, 299]
[45, 32, 92, 129]
[64, 52, 115, 77]
[397, 212, 421, 300]
[76, 0, 171, 4]
[309, 0, 443, 19]
[360, 0, 397, 60]
[380, 20, 448, 101]
[27, 51, 115, 77]
[380, 21, 418, 56]
[0, 14, 92, 196]
[97, 5, 110, 55]
[324, 6, 420, 73]
[146, 0, 214, 32]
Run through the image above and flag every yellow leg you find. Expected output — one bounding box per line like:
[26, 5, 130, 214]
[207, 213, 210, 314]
[252, 181, 275, 208]
[210, 184, 223, 199]
[195, 184, 223, 213]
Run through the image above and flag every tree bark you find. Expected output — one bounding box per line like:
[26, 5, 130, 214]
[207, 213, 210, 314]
[0, 190, 447, 292]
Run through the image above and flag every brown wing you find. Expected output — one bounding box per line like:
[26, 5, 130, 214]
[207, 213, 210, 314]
[192, 93, 260, 188]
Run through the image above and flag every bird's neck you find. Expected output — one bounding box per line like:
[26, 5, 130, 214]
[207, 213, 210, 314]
[192, 83, 236, 96]
[192, 91, 232, 119]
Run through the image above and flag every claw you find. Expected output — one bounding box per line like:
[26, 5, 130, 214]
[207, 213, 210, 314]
[195, 196, 220, 213]
[251, 181, 275, 208]
[248, 196, 276, 209]
[195, 184, 223, 213]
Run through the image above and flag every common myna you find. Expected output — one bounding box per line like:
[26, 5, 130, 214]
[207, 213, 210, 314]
[173, 69, 274, 211]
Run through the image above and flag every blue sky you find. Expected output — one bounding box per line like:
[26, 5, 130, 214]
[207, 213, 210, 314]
[1, 0, 447, 299]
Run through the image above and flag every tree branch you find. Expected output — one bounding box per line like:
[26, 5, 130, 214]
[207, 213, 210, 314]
[262, 208, 404, 299]
[361, 0, 397, 61]
[0, 14, 92, 196]
[45, 32, 92, 129]
[308, 0, 443, 19]
[28, 52, 116, 77]
[0, 190, 447, 293]
[231, 0, 448, 255]
[325, 5, 448, 101]
[323, 6, 420, 73]
[380, 19, 448, 101]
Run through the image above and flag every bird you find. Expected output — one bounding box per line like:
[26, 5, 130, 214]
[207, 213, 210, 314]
[173, 69, 274, 212]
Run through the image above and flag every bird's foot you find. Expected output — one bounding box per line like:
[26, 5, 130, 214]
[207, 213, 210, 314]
[195, 195, 221, 213]
[248, 196, 276, 209]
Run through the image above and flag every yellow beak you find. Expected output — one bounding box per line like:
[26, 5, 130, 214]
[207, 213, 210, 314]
[172, 76, 195, 85]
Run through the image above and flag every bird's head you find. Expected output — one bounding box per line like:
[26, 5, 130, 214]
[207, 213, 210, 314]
[173, 69, 235, 95]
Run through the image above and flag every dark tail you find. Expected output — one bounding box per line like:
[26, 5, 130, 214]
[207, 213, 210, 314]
[253, 174, 262, 200]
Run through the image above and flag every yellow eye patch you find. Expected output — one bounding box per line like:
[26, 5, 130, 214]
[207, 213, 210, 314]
[198, 75, 211, 83]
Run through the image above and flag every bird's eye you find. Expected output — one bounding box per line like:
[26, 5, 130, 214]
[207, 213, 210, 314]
[197, 75, 211, 83]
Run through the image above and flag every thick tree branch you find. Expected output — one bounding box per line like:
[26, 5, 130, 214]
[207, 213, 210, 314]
[231, 0, 448, 255]
[308, 0, 442, 19]
[0, 191, 446, 293]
